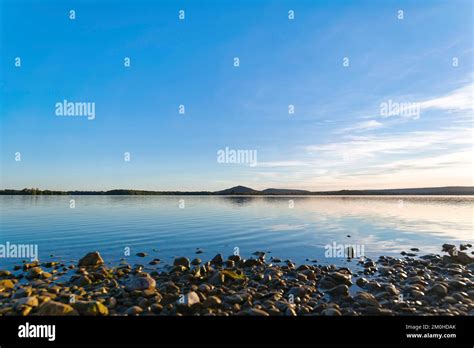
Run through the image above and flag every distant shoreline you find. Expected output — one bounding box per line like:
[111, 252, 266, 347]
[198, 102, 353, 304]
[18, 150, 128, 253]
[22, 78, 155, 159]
[1, 186, 474, 196]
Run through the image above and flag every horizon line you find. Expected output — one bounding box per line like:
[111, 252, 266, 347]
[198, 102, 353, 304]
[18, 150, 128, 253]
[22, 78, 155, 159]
[1, 185, 473, 195]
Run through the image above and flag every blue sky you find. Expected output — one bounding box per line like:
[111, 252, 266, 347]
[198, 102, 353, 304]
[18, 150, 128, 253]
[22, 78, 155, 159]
[1, 0, 473, 191]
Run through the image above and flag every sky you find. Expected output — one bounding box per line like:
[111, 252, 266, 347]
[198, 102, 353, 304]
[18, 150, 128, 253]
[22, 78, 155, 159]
[0, 0, 473, 191]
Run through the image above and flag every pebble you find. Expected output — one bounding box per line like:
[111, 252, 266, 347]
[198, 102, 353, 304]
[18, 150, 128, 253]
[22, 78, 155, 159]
[202, 296, 222, 308]
[321, 308, 342, 316]
[78, 251, 104, 267]
[36, 301, 78, 315]
[73, 300, 109, 316]
[191, 258, 202, 266]
[178, 291, 200, 307]
[428, 284, 448, 297]
[126, 274, 156, 291]
[354, 292, 380, 307]
[15, 296, 39, 308]
[173, 257, 190, 268]
[125, 306, 143, 315]
[326, 284, 349, 297]
[242, 308, 269, 316]
[210, 254, 224, 266]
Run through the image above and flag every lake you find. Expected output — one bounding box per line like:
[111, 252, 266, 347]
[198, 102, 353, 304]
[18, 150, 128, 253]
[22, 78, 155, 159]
[0, 195, 473, 269]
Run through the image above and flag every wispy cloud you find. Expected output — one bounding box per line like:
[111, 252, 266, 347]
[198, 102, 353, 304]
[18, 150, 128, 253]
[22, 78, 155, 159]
[252, 126, 473, 190]
[419, 83, 474, 112]
[256, 161, 310, 168]
[337, 120, 383, 134]
[305, 128, 472, 162]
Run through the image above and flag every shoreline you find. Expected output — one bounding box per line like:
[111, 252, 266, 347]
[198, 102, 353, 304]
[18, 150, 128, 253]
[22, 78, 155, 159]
[0, 244, 472, 316]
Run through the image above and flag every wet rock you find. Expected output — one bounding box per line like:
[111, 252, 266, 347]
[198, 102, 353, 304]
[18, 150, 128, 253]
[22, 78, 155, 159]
[41, 272, 52, 279]
[319, 276, 337, 289]
[73, 300, 109, 316]
[447, 279, 468, 289]
[43, 261, 59, 268]
[15, 296, 39, 308]
[202, 296, 222, 308]
[126, 274, 156, 291]
[243, 259, 260, 267]
[136, 252, 147, 257]
[210, 254, 224, 266]
[296, 273, 308, 282]
[228, 255, 241, 262]
[78, 252, 104, 267]
[224, 294, 244, 304]
[198, 283, 213, 293]
[74, 275, 92, 287]
[207, 271, 224, 285]
[26, 267, 43, 280]
[253, 251, 266, 260]
[23, 261, 39, 271]
[0, 279, 15, 289]
[191, 258, 202, 266]
[301, 269, 316, 281]
[322, 308, 342, 316]
[150, 303, 163, 313]
[173, 257, 190, 268]
[428, 284, 448, 297]
[354, 292, 380, 307]
[0, 270, 12, 277]
[385, 284, 400, 296]
[171, 265, 187, 273]
[177, 291, 200, 307]
[356, 277, 368, 288]
[125, 306, 143, 315]
[442, 244, 456, 252]
[326, 284, 349, 297]
[329, 272, 352, 286]
[13, 287, 32, 298]
[36, 301, 78, 315]
[451, 251, 474, 265]
[240, 308, 269, 316]
[411, 290, 425, 299]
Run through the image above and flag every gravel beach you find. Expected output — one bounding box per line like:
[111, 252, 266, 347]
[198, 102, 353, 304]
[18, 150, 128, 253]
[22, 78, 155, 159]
[0, 244, 473, 316]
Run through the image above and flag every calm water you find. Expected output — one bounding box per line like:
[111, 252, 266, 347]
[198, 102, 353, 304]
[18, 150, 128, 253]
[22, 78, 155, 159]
[0, 195, 473, 269]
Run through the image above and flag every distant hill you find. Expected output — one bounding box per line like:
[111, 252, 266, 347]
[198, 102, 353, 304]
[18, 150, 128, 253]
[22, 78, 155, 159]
[214, 185, 261, 195]
[1, 186, 473, 195]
